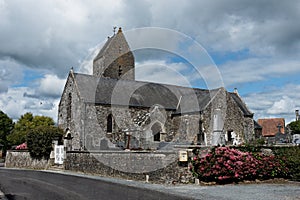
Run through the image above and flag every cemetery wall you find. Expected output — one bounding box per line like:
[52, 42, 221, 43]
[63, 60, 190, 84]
[5, 150, 50, 169]
[65, 150, 193, 184]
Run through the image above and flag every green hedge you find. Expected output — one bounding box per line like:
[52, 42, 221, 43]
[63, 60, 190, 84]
[272, 146, 300, 181]
[26, 126, 63, 160]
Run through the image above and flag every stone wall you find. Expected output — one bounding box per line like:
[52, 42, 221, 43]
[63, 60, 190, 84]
[103, 52, 135, 80]
[84, 104, 182, 150]
[71, 89, 254, 151]
[5, 150, 50, 169]
[201, 89, 254, 145]
[65, 151, 193, 184]
[58, 72, 85, 150]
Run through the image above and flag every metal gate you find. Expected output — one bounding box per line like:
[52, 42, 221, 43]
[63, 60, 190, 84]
[54, 145, 64, 164]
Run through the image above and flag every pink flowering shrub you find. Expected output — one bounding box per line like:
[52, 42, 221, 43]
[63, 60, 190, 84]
[16, 142, 27, 150]
[190, 147, 289, 184]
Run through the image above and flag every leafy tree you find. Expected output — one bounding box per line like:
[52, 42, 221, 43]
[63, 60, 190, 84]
[287, 120, 300, 135]
[7, 113, 55, 146]
[26, 126, 63, 160]
[0, 110, 14, 154]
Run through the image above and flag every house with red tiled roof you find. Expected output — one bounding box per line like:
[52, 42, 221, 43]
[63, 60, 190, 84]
[257, 118, 289, 143]
[257, 118, 285, 137]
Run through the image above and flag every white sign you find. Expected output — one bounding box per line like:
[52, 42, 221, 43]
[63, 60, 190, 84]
[54, 145, 64, 164]
[292, 134, 300, 144]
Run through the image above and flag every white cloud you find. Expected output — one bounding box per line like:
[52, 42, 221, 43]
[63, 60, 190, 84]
[0, 72, 65, 122]
[219, 58, 300, 87]
[0, 59, 23, 93]
[267, 96, 296, 115]
[0, 87, 60, 121]
[243, 84, 300, 124]
[135, 60, 194, 87]
[37, 74, 65, 98]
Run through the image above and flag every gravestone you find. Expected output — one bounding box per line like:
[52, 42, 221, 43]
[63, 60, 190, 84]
[100, 138, 109, 150]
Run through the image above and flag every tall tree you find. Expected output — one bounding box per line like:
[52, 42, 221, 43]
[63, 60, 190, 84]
[288, 120, 300, 135]
[7, 113, 55, 145]
[0, 110, 14, 154]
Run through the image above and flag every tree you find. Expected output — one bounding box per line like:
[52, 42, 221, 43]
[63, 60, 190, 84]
[0, 110, 14, 154]
[7, 113, 55, 146]
[26, 126, 63, 160]
[288, 120, 300, 135]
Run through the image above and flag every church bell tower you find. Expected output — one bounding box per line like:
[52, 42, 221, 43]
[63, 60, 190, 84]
[93, 27, 135, 80]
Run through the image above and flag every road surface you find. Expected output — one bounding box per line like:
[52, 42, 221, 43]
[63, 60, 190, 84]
[0, 168, 299, 200]
[0, 168, 190, 200]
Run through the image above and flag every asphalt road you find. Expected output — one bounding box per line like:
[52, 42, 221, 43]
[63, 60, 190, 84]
[0, 168, 190, 200]
[0, 168, 299, 200]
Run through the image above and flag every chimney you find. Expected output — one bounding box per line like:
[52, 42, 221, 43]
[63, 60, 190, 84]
[296, 109, 299, 121]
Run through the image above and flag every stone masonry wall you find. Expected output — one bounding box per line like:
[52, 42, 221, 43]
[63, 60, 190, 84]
[84, 104, 186, 150]
[58, 73, 84, 150]
[201, 89, 253, 145]
[5, 150, 50, 169]
[103, 52, 135, 80]
[244, 117, 255, 142]
[65, 151, 193, 184]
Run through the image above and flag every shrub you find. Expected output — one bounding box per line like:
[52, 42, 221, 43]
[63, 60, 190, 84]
[190, 147, 289, 184]
[26, 126, 63, 160]
[272, 146, 300, 181]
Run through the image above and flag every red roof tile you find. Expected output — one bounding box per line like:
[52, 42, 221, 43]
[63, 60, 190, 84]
[257, 118, 285, 137]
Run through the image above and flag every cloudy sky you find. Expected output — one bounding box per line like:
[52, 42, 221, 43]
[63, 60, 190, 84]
[0, 0, 299, 124]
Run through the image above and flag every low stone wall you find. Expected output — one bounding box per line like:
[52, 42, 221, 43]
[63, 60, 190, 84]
[65, 151, 193, 184]
[5, 150, 50, 169]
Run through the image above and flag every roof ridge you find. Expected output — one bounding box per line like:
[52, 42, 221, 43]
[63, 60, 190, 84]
[74, 72, 214, 92]
[93, 36, 114, 61]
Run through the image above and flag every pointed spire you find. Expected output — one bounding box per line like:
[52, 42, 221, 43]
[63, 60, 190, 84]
[93, 27, 135, 80]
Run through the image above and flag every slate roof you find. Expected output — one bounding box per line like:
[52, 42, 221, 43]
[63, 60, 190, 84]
[257, 118, 285, 137]
[230, 93, 253, 117]
[73, 73, 208, 111]
[254, 120, 262, 129]
[72, 73, 253, 116]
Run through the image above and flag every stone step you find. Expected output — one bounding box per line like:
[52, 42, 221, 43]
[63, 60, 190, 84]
[48, 165, 64, 171]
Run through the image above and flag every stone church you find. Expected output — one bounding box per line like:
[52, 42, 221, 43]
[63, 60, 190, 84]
[58, 28, 255, 151]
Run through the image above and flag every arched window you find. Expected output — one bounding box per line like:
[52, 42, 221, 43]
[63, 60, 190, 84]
[198, 120, 205, 144]
[107, 114, 113, 133]
[151, 122, 161, 142]
[67, 93, 72, 123]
